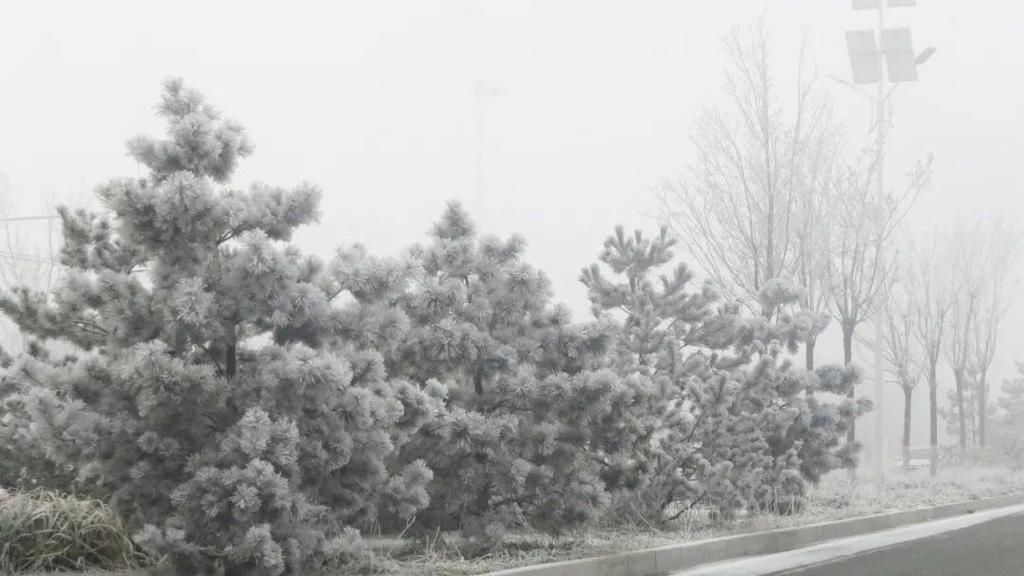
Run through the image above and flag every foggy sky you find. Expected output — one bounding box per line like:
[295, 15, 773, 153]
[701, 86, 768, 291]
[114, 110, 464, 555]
[3, 0, 1024, 451]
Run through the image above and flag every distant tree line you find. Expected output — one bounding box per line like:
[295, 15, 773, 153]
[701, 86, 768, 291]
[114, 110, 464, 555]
[659, 19, 1021, 478]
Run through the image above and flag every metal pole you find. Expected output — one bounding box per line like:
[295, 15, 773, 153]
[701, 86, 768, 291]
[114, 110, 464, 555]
[475, 82, 486, 230]
[873, 0, 888, 481]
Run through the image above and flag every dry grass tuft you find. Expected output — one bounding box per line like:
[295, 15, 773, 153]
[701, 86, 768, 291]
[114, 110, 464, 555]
[0, 489, 149, 573]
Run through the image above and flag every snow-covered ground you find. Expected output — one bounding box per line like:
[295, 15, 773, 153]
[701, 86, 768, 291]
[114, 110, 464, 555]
[364, 467, 1024, 576]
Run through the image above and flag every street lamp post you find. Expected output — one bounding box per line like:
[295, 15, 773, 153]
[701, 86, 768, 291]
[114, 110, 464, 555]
[474, 80, 500, 231]
[873, 0, 888, 484]
[843, 0, 935, 480]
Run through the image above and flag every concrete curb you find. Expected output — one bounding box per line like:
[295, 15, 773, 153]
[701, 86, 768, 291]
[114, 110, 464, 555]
[483, 492, 1024, 576]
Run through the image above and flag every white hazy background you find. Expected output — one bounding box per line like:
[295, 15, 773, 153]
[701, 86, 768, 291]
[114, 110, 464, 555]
[2, 0, 1023, 454]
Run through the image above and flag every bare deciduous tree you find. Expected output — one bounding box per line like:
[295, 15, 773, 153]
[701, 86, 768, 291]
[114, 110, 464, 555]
[827, 156, 929, 364]
[906, 232, 951, 477]
[881, 277, 923, 469]
[658, 18, 836, 327]
[0, 175, 60, 355]
[965, 220, 1019, 447]
[940, 220, 1019, 451]
[944, 222, 983, 451]
[826, 155, 930, 443]
[793, 113, 840, 370]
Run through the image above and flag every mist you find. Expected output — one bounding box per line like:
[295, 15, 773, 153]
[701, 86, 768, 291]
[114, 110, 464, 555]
[2, 2, 1024, 575]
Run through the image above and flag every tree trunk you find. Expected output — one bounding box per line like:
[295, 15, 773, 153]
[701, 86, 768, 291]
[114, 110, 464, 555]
[978, 371, 987, 448]
[902, 386, 913, 470]
[805, 337, 816, 371]
[474, 367, 484, 395]
[955, 370, 966, 450]
[226, 343, 237, 380]
[929, 378, 938, 478]
[969, 400, 977, 447]
[843, 323, 855, 444]
[225, 324, 238, 380]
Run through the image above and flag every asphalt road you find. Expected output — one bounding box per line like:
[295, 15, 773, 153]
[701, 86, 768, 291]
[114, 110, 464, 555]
[773, 512, 1024, 576]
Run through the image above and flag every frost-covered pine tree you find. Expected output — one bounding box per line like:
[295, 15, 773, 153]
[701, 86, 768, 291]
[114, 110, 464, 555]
[370, 203, 620, 536]
[581, 226, 756, 522]
[581, 227, 863, 521]
[993, 363, 1024, 468]
[0, 79, 440, 575]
